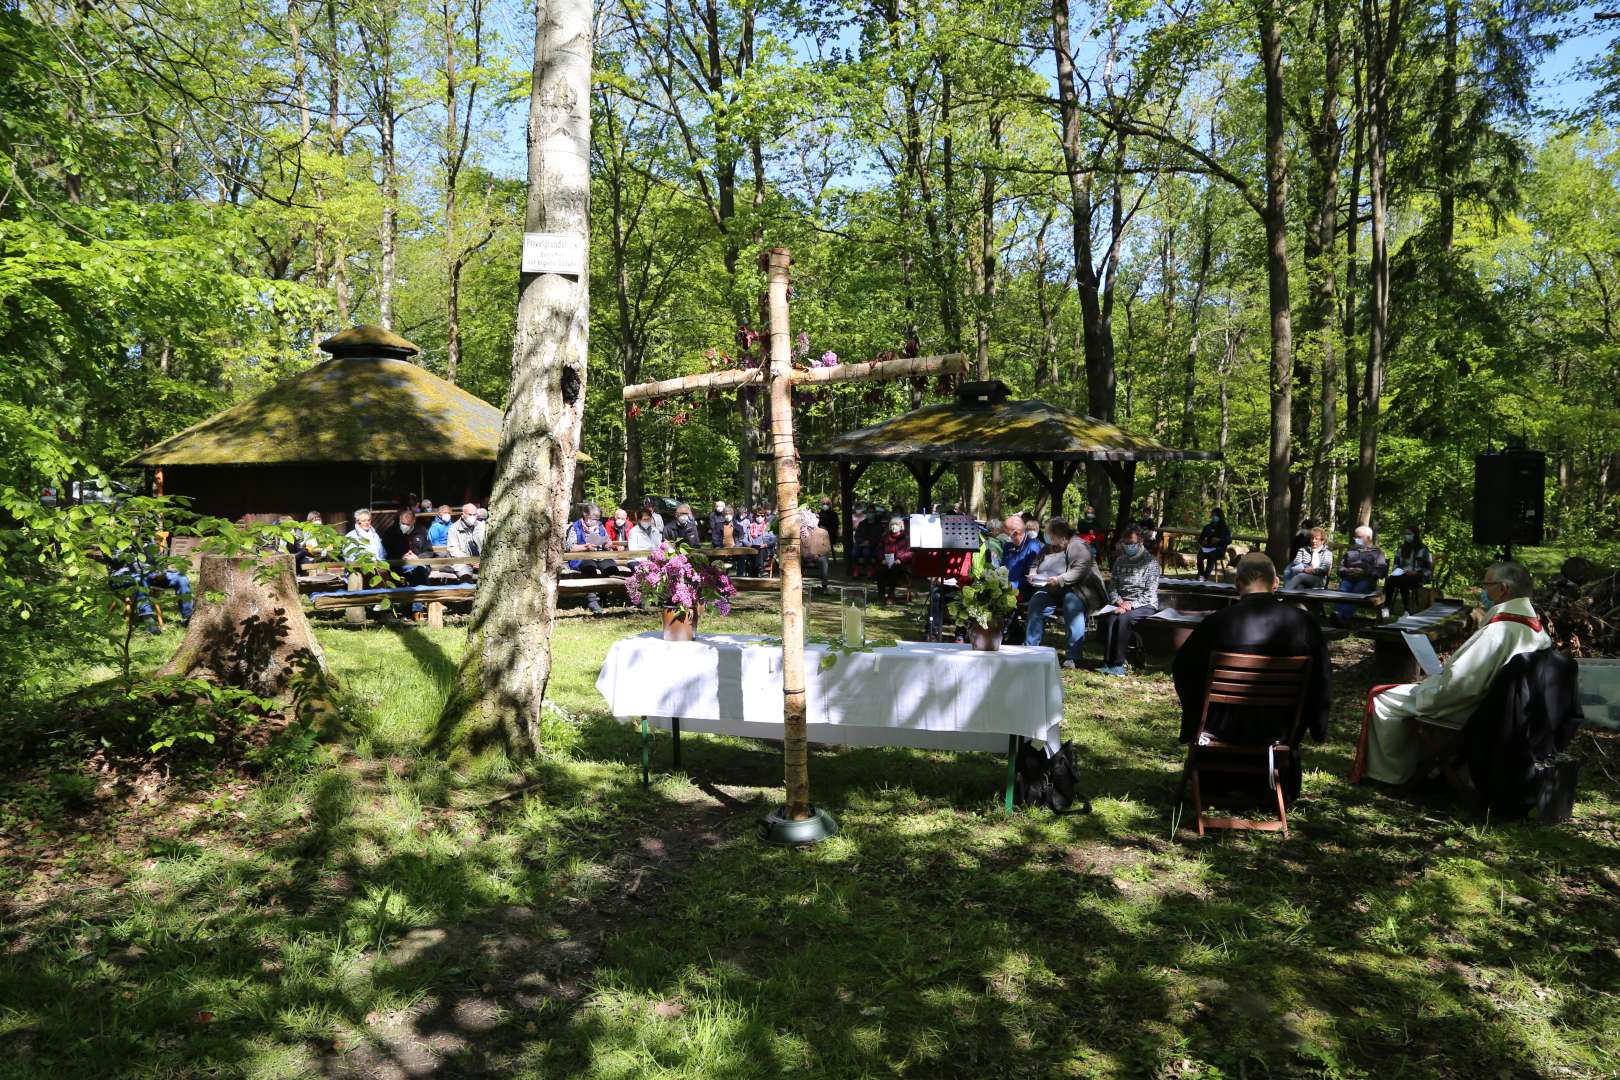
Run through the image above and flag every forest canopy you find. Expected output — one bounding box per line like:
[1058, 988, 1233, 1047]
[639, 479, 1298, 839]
[3, 0, 1618, 576]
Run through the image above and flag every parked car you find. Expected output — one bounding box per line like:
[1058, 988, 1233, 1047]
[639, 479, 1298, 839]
[40, 478, 134, 507]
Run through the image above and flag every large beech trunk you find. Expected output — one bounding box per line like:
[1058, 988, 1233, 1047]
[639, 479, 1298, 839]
[437, 0, 591, 759]
[160, 554, 329, 701]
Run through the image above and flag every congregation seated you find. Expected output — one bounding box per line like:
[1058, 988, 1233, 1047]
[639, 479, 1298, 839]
[875, 515, 911, 603]
[446, 501, 483, 581]
[344, 508, 386, 561]
[1282, 525, 1333, 590]
[108, 530, 194, 632]
[1097, 525, 1161, 677]
[1021, 518, 1106, 670]
[667, 503, 701, 546]
[1388, 524, 1433, 614]
[1173, 553, 1330, 801]
[1195, 507, 1232, 580]
[567, 501, 615, 614]
[381, 508, 433, 607]
[1333, 524, 1387, 621]
[1356, 561, 1552, 787]
[426, 505, 454, 549]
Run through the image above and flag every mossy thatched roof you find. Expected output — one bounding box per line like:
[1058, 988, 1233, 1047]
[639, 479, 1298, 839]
[128, 354, 504, 466]
[319, 324, 420, 359]
[802, 392, 1217, 464]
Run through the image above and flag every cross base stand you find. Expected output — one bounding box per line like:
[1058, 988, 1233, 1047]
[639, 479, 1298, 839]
[758, 805, 840, 845]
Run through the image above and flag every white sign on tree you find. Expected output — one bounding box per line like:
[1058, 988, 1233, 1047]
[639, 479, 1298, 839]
[522, 231, 586, 275]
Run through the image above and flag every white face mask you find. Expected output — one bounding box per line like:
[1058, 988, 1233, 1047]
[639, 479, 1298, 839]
[889, 524, 903, 535]
[1026, 527, 1039, 540]
[725, 514, 733, 522]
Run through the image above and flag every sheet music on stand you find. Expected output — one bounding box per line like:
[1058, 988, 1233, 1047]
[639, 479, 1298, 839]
[1403, 632, 1443, 677]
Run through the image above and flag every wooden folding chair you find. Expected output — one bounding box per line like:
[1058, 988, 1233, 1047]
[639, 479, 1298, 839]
[1178, 652, 1312, 837]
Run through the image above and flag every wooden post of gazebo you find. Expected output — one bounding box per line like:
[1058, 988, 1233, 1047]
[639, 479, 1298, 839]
[622, 247, 966, 843]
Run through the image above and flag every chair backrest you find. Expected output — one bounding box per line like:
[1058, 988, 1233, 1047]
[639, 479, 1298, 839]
[1198, 651, 1313, 747]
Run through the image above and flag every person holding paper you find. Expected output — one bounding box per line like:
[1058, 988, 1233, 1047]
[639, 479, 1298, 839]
[1283, 526, 1333, 589]
[1388, 524, 1434, 614]
[875, 516, 913, 604]
[1097, 525, 1162, 676]
[1353, 561, 1552, 785]
[1022, 518, 1108, 668]
[1172, 553, 1331, 802]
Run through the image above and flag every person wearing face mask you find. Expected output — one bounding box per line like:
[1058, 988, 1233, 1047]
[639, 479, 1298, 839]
[707, 501, 731, 547]
[1022, 518, 1107, 667]
[666, 503, 700, 546]
[605, 506, 632, 548]
[1333, 524, 1388, 623]
[626, 509, 663, 571]
[1196, 507, 1233, 580]
[853, 503, 884, 578]
[1388, 524, 1434, 614]
[1075, 507, 1104, 558]
[876, 516, 913, 603]
[1283, 526, 1334, 589]
[427, 504, 454, 549]
[1097, 525, 1162, 676]
[820, 499, 839, 550]
[1353, 561, 1551, 785]
[566, 501, 614, 613]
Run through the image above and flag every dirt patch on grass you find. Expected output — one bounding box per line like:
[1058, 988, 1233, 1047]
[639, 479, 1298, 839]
[322, 785, 762, 1078]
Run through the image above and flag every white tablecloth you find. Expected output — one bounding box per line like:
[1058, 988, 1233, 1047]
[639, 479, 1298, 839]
[594, 632, 1063, 752]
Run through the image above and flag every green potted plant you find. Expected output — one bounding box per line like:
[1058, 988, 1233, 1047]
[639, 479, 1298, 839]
[949, 550, 1019, 651]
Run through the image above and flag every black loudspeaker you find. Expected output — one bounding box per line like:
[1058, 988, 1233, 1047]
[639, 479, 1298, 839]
[1473, 450, 1545, 547]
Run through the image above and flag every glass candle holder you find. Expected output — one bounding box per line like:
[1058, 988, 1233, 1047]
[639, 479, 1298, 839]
[840, 586, 867, 647]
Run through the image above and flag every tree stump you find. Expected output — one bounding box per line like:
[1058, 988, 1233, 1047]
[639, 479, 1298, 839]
[160, 553, 331, 703]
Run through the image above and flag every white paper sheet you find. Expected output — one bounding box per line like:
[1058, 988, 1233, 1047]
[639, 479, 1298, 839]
[1403, 631, 1443, 677]
[1094, 604, 1119, 616]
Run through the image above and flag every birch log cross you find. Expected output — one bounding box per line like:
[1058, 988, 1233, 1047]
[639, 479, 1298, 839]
[623, 247, 968, 825]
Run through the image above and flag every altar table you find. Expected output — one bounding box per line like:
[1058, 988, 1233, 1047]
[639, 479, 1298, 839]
[595, 632, 1065, 809]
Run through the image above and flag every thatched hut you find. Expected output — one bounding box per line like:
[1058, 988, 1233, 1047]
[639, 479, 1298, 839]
[128, 326, 501, 526]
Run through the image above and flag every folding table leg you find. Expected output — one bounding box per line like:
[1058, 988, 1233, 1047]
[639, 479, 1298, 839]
[640, 717, 650, 788]
[1004, 735, 1018, 813]
[672, 717, 682, 770]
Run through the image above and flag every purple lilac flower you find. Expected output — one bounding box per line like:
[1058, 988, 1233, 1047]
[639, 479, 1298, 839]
[794, 331, 811, 359]
[815, 350, 839, 368]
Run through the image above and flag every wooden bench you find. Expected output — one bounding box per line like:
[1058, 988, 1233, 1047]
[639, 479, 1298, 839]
[1278, 584, 1386, 623]
[1157, 579, 1238, 611]
[1133, 609, 1209, 664]
[310, 583, 478, 628]
[1358, 599, 1470, 683]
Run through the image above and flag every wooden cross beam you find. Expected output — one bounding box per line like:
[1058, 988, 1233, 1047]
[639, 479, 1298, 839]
[620, 246, 968, 826]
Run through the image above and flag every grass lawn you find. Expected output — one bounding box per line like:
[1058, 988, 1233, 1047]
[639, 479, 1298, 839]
[1, 594, 1617, 1079]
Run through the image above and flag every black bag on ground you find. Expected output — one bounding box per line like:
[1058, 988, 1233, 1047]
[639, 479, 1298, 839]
[1014, 739, 1091, 814]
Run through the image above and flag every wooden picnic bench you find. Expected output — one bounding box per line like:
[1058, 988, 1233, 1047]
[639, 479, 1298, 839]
[1356, 598, 1470, 683]
[1159, 578, 1386, 622]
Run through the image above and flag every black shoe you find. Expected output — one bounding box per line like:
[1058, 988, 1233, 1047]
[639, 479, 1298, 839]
[587, 595, 603, 614]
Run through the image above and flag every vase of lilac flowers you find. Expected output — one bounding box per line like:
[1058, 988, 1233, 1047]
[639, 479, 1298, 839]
[625, 543, 738, 641]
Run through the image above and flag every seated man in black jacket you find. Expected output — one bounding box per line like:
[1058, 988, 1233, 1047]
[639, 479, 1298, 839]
[1172, 553, 1332, 800]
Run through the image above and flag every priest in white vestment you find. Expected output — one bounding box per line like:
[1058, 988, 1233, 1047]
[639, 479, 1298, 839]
[1356, 562, 1551, 785]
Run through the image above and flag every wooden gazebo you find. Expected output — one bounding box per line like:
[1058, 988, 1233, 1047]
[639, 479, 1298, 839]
[801, 380, 1218, 563]
[128, 325, 509, 525]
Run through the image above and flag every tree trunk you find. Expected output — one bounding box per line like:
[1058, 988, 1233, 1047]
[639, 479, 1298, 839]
[1166, 210, 1213, 519]
[1307, 0, 1343, 522]
[1437, 0, 1458, 253]
[380, 107, 397, 330]
[1259, 0, 1295, 564]
[1344, 36, 1365, 431]
[326, 0, 350, 324]
[1352, 0, 1400, 527]
[160, 554, 330, 703]
[969, 115, 1000, 520]
[1051, 0, 1119, 527]
[438, 0, 590, 760]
